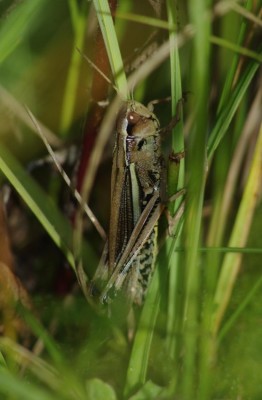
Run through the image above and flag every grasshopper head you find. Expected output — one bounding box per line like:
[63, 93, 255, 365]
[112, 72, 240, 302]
[117, 100, 160, 138]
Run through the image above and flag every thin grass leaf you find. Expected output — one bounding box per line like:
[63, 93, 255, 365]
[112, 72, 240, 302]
[181, 0, 211, 398]
[199, 10, 260, 397]
[26, 106, 106, 240]
[125, 213, 184, 396]
[0, 0, 45, 64]
[197, 246, 262, 254]
[22, 311, 65, 367]
[207, 86, 261, 250]
[0, 144, 97, 273]
[213, 124, 262, 333]
[218, 274, 262, 342]
[166, 2, 183, 158]
[0, 145, 74, 268]
[92, 0, 128, 97]
[0, 337, 60, 392]
[165, 0, 185, 358]
[210, 35, 262, 63]
[59, 2, 88, 136]
[207, 53, 261, 160]
[124, 262, 161, 396]
[217, 0, 254, 112]
[0, 85, 62, 147]
[1, 332, 88, 400]
[115, 11, 173, 30]
[0, 351, 7, 372]
[67, 0, 80, 31]
[0, 369, 58, 400]
[228, 1, 262, 28]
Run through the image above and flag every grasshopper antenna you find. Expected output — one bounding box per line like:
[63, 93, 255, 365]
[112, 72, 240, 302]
[76, 47, 120, 96]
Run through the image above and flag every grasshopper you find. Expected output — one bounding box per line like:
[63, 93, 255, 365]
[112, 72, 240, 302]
[28, 97, 183, 306]
[92, 99, 183, 305]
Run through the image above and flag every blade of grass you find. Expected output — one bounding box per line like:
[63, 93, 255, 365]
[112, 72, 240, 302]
[210, 35, 262, 63]
[207, 51, 261, 160]
[124, 265, 161, 396]
[218, 274, 262, 342]
[199, 8, 261, 395]
[124, 210, 184, 396]
[166, 0, 185, 359]
[0, 369, 58, 400]
[22, 310, 65, 367]
[181, 0, 211, 398]
[0, 351, 7, 372]
[205, 0, 257, 261]
[0, 144, 97, 275]
[202, 246, 261, 254]
[229, 1, 262, 27]
[92, 0, 128, 97]
[0, 337, 60, 392]
[115, 11, 173, 30]
[0, 85, 62, 147]
[207, 86, 261, 250]
[0, 144, 74, 269]
[59, 2, 88, 136]
[0, 0, 45, 64]
[199, 50, 261, 400]
[26, 106, 106, 240]
[213, 123, 262, 333]
[20, 311, 87, 399]
[216, 0, 254, 112]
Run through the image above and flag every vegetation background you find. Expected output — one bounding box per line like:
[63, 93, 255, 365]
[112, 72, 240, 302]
[0, 0, 261, 399]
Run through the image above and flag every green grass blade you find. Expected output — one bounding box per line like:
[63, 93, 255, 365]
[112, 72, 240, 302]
[125, 214, 184, 396]
[0, 0, 45, 64]
[0, 144, 75, 268]
[218, 274, 262, 342]
[210, 35, 262, 64]
[166, 1, 183, 158]
[22, 311, 65, 367]
[1, 324, 90, 399]
[166, 0, 185, 361]
[0, 337, 60, 392]
[0, 144, 97, 273]
[0, 369, 57, 400]
[59, 2, 88, 136]
[181, 0, 211, 397]
[217, 0, 254, 112]
[207, 53, 261, 160]
[213, 124, 262, 333]
[124, 266, 161, 396]
[92, 0, 128, 97]
[0, 352, 7, 372]
[67, 0, 80, 31]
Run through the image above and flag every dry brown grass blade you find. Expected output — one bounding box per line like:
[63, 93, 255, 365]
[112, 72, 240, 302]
[0, 199, 14, 270]
[0, 199, 32, 340]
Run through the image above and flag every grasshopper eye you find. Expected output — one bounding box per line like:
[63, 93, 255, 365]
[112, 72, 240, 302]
[127, 112, 142, 135]
[127, 112, 141, 126]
